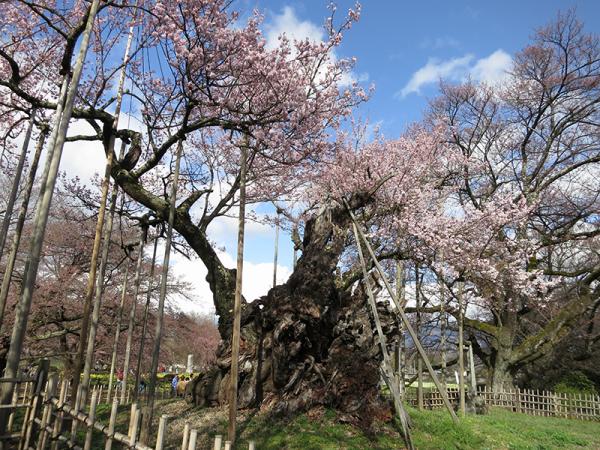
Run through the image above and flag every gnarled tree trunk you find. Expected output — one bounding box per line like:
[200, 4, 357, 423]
[188, 200, 391, 427]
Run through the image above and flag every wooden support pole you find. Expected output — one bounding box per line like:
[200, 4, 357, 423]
[105, 398, 119, 450]
[458, 282, 466, 417]
[134, 236, 159, 403]
[50, 379, 67, 450]
[107, 264, 129, 403]
[0, 110, 36, 262]
[228, 144, 247, 445]
[122, 228, 147, 403]
[83, 390, 99, 450]
[273, 217, 279, 288]
[468, 342, 477, 392]
[36, 374, 57, 450]
[415, 264, 423, 410]
[345, 200, 459, 423]
[140, 140, 183, 443]
[353, 223, 413, 449]
[440, 275, 447, 390]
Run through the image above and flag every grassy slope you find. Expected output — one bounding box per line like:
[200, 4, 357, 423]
[91, 400, 600, 450]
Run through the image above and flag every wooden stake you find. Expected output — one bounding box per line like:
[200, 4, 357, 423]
[458, 282, 466, 417]
[105, 398, 119, 450]
[181, 423, 190, 450]
[188, 429, 198, 450]
[140, 140, 184, 443]
[155, 415, 168, 450]
[213, 434, 223, 450]
[228, 144, 247, 446]
[345, 201, 459, 423]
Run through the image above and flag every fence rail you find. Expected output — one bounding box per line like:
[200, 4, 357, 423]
[0, 361, 256, 449]
[405, 386, 600, 421]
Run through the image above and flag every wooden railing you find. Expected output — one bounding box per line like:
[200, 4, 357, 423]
[405, 386, 600, 421]
[1, 361, 256, 449]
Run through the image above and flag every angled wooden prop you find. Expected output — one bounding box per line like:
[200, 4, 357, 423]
[344, 199, 459, 424]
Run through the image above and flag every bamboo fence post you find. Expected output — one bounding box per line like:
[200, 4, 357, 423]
[127, 403, 137, 438]
[188, 429, 198, 450]
[140, 140, 184, 443]
[105, 398, 119, 450]
[6, 389, 17, 433]
[50, 378, 68, 450]
[122, 227, 147, 403]
[213, 434, 223, 450]
[36, 374, 57, 450]
[155, 415, 168, 450]
[69, 384, 84, 446]
[228, 143, 248, 446]
[344, 201, 459, 423]
[129, 405, 141, 445]
[20, 359, 49, 450]
[181, 423, 190, 450]
[83, 390, 98, 450]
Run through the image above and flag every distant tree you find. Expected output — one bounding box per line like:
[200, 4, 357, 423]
[423, 11, 600, 390]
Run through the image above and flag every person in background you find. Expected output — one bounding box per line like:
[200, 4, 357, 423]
[171, 374, 179, 397]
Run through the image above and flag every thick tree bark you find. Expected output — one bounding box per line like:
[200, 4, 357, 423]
[187, 197, 392, 427]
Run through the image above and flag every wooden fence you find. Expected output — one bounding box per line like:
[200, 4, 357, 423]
[405, 386, 600, 421]
[0, 362, 256, 449]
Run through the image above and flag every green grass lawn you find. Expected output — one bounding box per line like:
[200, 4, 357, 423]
[73, 399, 600, 449]
[240, 407, 600, 450]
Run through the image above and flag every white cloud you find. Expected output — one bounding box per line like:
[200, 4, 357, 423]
[264, 6, 365, 87]
[399, 54, 474, 98]
[398, 49, 512, 98]
[265, 6, 324, 51]
[61, 120, 106, 184]
[470, 49, 512, 85]
[168, 248, 292, 316]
